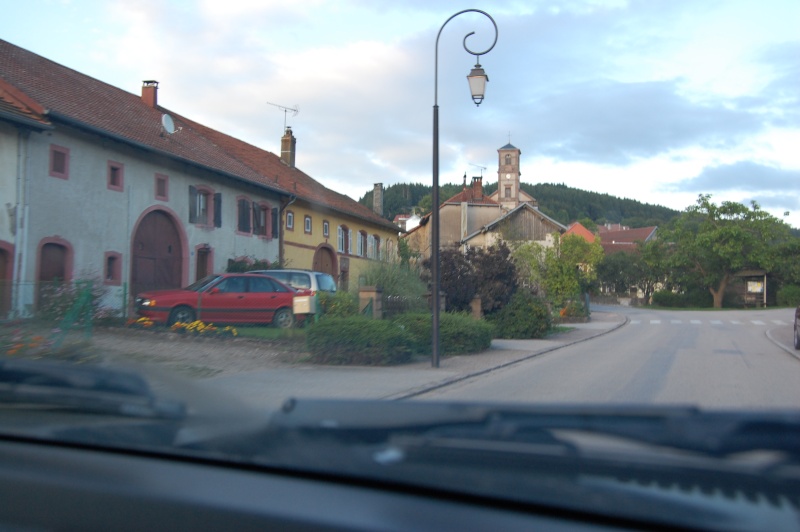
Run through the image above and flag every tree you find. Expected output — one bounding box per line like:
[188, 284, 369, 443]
[422, 245, 476, 312]
[514, 234, 603, 308]
[468, 242, 518, 315]
[663, 195, 792, 308]
[596, 252, 639, 295]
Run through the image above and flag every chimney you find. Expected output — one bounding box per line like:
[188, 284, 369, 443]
[280, 127, 296, 168]
[471, 176, 483, 200]
[373, 183, 383, 216]
[142, 80, 158, 108]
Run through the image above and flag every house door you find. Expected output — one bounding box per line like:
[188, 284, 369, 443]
[38, 243, 68, 309]
[132, 210, 182, 297]
[312, 246, 335, 275]
[196, 248, 210, 280]
[0, 249, 9, 318]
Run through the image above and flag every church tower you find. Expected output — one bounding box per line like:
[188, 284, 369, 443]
[496, 142, 521, 210]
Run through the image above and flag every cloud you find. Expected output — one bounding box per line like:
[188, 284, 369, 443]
[672, 161, 799, 193]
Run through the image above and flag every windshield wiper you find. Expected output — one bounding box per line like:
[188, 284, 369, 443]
[271, 399, 800, 459]
[0, 359, 186, 420]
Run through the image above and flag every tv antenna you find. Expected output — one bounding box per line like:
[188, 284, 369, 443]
[266, 101, 299, 130]
[469, 163, 487, 177]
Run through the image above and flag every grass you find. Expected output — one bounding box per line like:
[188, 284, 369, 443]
[234, 326, 306, 341]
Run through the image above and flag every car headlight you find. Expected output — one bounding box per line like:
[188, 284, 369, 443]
[137, 298, 156, 307]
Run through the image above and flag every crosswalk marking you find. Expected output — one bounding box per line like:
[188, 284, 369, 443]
[626, 318, 789, 327]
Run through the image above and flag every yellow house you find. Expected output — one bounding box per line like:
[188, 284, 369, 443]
[259, 128, 400, 290]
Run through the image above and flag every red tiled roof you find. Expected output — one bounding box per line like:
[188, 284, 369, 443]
[599, 226, 657, 254]
[443, 185, 499, 206]
[565, 222, 596, 243]
[0, 39, 398, 232]
[599, 226, 657, 244]
[0, 77, 49, 127]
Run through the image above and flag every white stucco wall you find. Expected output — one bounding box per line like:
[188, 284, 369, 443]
[16, 125, 282, 312]
[0, 123, 18, 244]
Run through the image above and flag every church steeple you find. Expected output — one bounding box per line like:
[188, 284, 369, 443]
[497, 142, 521, 210]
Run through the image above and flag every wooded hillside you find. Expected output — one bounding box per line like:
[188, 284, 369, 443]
[359, 181, 679, 228]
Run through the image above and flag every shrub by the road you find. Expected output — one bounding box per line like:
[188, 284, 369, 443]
[777, 285, 800, 307]
[488, 292, 552, 339]
[306, 312, 493, 364]
[305, 316, 412, 365]
[393, 312, 492, 356]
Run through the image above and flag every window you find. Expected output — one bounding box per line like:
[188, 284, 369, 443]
[103, 251, 122, 286]
[337, 225, 350, 253]
[189, 186, 220, 227]
[49, 144, 70, 179]
[375, 235, 381, 260]
[237, 198, 252, 233]
[367, 234, 375, 259]
[505, 153, 511, 165]
[286, 211, 294, 230]
[323, 220, 330, 237]
[304, 215, 312, 234]
[505, 186, 512, 198]
[155, 173, 169, 201]
[107, 161, 124, 191]
[253, 204, 269, 236]
[357, 230, 366, 257]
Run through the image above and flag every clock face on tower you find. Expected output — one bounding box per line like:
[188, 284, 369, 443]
[505, 173, 512, 179]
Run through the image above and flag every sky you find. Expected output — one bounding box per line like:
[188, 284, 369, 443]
[2, 0, 799, 228]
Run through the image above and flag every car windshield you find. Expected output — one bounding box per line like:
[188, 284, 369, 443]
[183, 275, 222, 293]
[1, 2, 799, 529]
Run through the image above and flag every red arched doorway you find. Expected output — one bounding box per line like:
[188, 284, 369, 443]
[312, 245, 337, 276]
[131, 210, 183, 297]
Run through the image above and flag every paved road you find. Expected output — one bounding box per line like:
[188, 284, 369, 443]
[415, 306, 800, 409]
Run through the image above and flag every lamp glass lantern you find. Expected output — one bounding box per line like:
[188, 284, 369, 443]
[467, 63, 489, 106]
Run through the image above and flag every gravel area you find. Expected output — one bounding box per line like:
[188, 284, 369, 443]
[90, 327, 310, 378]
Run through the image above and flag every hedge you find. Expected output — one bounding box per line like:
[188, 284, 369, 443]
[392, 312, 493, 356]
[305, 316, 412, 365]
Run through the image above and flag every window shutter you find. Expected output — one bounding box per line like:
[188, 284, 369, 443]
[189, 186, 198, 223]
[238, 199, 250, 232]
[214, 193, 222, 227]
[271, 208, 279, 239]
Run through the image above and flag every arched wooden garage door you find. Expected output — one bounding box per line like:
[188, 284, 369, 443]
[312, 246, 336, 275]
[132, 210, 182, 297]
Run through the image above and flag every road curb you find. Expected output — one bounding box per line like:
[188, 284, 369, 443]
[387, 313, 629, 400]
[765, 327, 800, 362]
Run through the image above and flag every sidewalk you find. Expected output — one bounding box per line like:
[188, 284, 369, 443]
[203, 311, 627, 409]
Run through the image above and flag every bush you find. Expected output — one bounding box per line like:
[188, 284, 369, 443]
[317, 291, 359, 318]
[652, 289, 713, 308]
[305, 316, 413, 365]
[393, 312, 493, 356]
[488, 292, 551, 339]
[651, 290, 683, 308]
[777, 285, 800, 307]
[37, 279, 107, 323]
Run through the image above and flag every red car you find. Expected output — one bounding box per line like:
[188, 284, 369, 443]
[135, 273, 304, 328]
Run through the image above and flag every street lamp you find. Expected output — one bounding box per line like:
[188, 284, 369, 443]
[432, 10, 498, 368]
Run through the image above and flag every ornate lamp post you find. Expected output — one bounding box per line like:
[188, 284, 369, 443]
[432, 10, 498, 367]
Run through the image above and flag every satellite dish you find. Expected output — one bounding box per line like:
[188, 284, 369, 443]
[161, 113, 176, 134]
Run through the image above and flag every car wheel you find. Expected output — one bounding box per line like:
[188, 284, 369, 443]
[272, 308, 294, 329]
[168, 306, 196, 326]
[794, 321, 800, 350]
